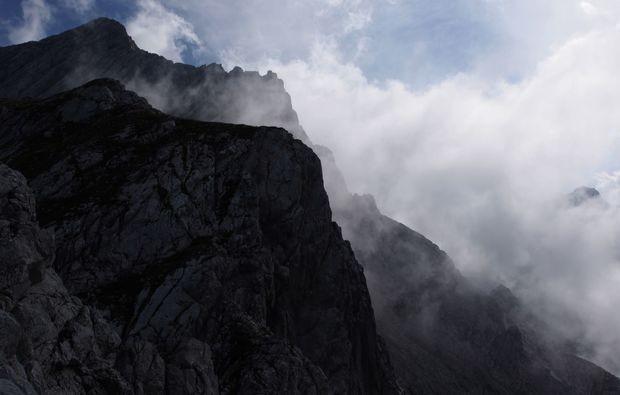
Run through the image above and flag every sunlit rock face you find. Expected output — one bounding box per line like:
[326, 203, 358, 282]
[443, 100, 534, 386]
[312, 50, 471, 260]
[1, 18, 619, 394]
[0, 79, 400, 394]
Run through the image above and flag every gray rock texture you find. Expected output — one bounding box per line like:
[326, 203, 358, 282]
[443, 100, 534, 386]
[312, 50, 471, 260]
[0, 79, 400, 394]
[0, 164, 130, 394]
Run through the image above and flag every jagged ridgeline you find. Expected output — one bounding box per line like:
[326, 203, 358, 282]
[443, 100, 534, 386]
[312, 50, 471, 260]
[0, 18, 619, 394]
[0, 17, 308, 142]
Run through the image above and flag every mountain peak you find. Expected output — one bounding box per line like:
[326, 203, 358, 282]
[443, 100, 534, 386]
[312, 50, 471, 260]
[75, 17, 130, 38]
[39, 17, 137, 50]
[0, 17, 308, 140]
[83, 17, 126, 30]
[568, 186, 602, 207]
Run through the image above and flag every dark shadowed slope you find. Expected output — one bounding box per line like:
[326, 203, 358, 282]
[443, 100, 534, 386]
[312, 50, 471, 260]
[0, 79, 400, 394]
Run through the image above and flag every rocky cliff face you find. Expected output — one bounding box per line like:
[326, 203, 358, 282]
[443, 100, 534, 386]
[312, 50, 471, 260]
[0, 163, 132, 394]
[0, 79, 400, 394]
[1, 18, 619, 394]
[0, 17, 308, 142]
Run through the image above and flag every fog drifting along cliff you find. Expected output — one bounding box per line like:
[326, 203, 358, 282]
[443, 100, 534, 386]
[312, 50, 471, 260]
[0, 17, 308, 142]
[1, 18, 619, 394]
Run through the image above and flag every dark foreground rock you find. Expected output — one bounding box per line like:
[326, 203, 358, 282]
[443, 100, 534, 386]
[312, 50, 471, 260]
[0, 80, 400, 394]
[0, 163, 132, 394]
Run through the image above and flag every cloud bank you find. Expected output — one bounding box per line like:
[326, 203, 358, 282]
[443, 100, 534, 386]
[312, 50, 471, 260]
[7, 0, 52, 44]
[245, 17, 620, 374]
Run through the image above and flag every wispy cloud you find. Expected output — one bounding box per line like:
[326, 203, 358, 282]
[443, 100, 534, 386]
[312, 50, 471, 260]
[248, 20, 620, 373]
[126, 0, 201, 63]
[7, 0, 52, 44]
[156, 0, 375, 66]
[61, 0, 96, 14]
[5, 0, 97, 45]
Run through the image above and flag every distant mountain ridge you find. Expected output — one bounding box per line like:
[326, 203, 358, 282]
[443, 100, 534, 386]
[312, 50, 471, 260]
[1, 18, 618, 394]
[0, 17, 308, 141]
[568, 186, 606, 207]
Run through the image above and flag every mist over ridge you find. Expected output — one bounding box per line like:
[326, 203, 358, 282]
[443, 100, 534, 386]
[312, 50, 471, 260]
[231, 6, 620, 375]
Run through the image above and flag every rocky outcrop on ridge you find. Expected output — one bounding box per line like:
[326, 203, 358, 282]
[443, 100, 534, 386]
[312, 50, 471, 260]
[0, 17, 308, 142]
[0, 79, 400, 394]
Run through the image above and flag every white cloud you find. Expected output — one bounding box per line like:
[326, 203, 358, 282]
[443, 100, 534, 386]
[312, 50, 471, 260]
[160, 0, 374, 65]
[126, 0, 201, 62]
[581, 1, 600, 16]
[344, 8, 372, 33]
[4, 0, 620, 379]
[8, 0, 52, 44]
[6, 0, 97, 45]
[239, 21, 620, 373]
